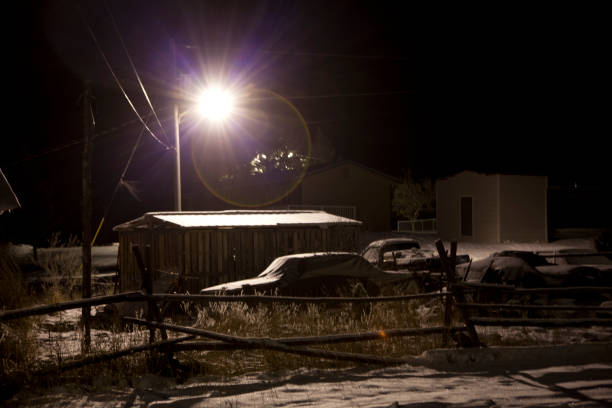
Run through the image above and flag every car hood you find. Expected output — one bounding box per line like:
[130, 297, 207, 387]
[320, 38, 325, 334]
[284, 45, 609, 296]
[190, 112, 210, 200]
[200, 275, 279, 294]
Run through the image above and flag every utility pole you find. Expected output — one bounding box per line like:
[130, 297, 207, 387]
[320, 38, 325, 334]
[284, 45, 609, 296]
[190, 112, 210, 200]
[81, 80, 94, 354]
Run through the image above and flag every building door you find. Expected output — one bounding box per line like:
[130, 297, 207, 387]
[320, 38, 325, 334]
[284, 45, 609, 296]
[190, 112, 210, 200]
[461, 196, 473, 237]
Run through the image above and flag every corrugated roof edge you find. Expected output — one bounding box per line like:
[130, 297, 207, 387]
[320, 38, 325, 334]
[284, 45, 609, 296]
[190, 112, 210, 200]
[113, 210, 362, 231]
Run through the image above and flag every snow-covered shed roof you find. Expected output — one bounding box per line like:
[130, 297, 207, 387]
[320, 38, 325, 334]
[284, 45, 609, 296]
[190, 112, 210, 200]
[113, 210, 362, 231]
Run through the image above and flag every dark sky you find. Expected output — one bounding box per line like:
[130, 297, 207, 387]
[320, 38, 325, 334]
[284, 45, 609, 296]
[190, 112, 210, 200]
[1, 1, 610, 244]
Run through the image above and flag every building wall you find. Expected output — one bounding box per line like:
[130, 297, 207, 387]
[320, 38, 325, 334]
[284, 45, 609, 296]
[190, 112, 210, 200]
[301, 163, 395, 231]
[118, 225, 360, 293]
[436, 171, 499, 242]
[499, 175, 547, 242]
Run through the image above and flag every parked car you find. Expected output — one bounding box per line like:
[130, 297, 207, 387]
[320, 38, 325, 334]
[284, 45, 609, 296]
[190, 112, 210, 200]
[200, 252, 401, 297]
[360, 238, 471, 292]
[542, 248, 612, 268]
[361, 238, 470, 272]
[457, 250, 612, 288]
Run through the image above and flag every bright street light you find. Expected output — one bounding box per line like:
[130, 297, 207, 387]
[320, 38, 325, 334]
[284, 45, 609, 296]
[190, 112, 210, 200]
[174, 84, 236, 211]
[196, 87, 235, 123]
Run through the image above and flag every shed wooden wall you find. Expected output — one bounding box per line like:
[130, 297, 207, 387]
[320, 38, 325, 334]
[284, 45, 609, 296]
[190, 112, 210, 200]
[118, 225, 360, 293]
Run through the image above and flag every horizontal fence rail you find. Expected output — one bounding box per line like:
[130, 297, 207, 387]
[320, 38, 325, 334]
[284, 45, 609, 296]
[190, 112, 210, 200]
[168, 326, 471, 351]
[0, 291, 448, 322]
[468, 317, 612, 327]
[123, 317, 419, 366]
[125, 317, 468, 348]
[397, 218, 437, 233]
[453, 282, 612, 294]
[457, 302, 612, 312]
[0, 291, 144, 321]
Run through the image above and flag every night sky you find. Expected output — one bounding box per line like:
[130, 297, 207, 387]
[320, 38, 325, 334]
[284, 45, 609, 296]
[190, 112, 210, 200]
[1, 1, 610, 245]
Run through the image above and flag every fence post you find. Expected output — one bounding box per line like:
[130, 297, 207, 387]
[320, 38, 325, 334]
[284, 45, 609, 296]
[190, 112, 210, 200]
[435, 240, 480, 347]
[132, 245, 168, 343]
[132, 245, 178, 375]
[441, 242, 457, 346]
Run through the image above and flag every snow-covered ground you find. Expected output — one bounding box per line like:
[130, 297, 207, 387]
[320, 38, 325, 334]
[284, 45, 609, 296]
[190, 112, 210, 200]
[6, 235, 612, 407]
[360, 231, 598, 262]
[10, 344, 612, 407]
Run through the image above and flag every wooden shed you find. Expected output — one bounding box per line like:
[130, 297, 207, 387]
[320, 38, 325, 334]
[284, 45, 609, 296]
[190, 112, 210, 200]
[113, 210, 362, 293]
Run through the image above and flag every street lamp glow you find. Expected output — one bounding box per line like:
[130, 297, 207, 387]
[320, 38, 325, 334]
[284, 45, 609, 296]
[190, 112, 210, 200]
[196, 87, 235, 122]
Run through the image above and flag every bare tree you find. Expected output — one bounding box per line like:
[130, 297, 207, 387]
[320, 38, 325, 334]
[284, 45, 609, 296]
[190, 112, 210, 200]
[392, 172, 434, 220]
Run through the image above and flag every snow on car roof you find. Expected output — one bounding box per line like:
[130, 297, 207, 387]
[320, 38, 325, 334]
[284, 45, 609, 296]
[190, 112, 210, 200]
[113, 210, 361, 230]
[365, 238, 420, 248]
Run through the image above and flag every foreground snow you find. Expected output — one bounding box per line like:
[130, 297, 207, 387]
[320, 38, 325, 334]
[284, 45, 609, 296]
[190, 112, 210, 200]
[12, 343, 612, 407]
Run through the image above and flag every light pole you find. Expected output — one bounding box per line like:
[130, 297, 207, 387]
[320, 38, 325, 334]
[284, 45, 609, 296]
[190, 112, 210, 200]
[173, 86, 236, 211]
[173, 102, 182, 211]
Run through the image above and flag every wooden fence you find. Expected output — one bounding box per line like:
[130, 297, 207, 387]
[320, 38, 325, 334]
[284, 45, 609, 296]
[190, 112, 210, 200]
[2, 241, 612, 379]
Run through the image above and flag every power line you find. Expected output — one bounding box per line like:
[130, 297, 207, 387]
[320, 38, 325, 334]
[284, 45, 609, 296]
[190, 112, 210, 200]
[284, 90, 416, 100]
[77, 4, 172, 151]
[180, 45, 413, 61]
[104, 0, 170, 145]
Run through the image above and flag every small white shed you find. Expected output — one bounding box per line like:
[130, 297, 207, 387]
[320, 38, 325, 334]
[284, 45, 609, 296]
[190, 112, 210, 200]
[436, 171, 548, 243]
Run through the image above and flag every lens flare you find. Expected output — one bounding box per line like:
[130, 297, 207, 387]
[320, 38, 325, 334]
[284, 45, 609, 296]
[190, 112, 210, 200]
[191, 88, 311, 208]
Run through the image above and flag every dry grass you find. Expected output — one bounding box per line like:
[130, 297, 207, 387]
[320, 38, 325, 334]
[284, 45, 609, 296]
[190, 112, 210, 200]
[0, 255, 39, 381]
[181, 289, 448, 376]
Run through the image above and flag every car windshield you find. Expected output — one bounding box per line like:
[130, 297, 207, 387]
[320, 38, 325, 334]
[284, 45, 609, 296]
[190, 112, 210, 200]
[493, 251, 551, 267]
[383, 242, 420, 252]
[557, 254, 612, 265]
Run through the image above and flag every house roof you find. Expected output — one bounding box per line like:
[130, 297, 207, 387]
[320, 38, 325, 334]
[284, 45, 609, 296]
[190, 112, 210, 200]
[305, 160, 402, 183]
[113, 210, 362, 231]
[438, 170, 548, 181]
[0, 169, 20, 214]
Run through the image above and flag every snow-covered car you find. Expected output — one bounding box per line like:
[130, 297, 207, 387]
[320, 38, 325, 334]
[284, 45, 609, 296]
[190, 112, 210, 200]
[200, 252, 398, 297]
[457, 250, 612, 288]
[361, 238, 469, 272]
[542, 248, 612, 269]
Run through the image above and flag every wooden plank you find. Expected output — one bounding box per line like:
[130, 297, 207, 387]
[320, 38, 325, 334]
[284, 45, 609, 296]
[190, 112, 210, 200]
[125, 320, 468, 350]
[469, 317, 612, 327]
[197, 231, 204, 287]
[0, 292, 145, 321]
[149, 291, 446, 304]
[253, 231, 259, 276]
[293, 230, 300, 253]
[204, 230, 210, 287]
[458, 303, 612, 311]
[211, 230, 218, 284]
[178, 231, 184, 279]
[217, 230, 224, 282]
[240, 230, 248, 279]
[123, 318, 418, 366]
[184, 231, 191, 277]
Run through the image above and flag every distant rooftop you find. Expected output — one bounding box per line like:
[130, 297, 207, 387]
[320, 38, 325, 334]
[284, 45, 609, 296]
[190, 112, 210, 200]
[113, 210, 362, 231]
